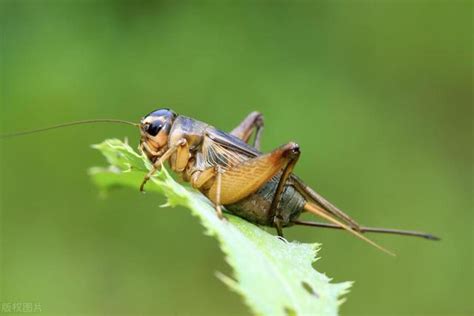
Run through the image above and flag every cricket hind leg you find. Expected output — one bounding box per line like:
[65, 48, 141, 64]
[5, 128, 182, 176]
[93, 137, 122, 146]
[204, 141, 301, 237]
[269, 144, 301, 238]
[206, 142, 300, 205]
[230, 111, 264, 150]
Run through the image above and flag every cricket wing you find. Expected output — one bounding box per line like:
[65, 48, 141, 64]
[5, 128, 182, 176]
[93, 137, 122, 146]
[200, 127, 260, 170]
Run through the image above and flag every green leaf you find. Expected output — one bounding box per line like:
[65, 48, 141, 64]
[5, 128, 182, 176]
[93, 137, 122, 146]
[89, 139, 351, 316]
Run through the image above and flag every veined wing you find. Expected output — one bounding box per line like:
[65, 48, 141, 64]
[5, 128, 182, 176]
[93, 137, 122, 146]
[200, 127, 260, 170]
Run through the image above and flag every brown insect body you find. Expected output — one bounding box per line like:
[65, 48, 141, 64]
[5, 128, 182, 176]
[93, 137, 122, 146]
[140, 109, 437, 254]
[138, 109, 438, 256]
[3, 108, 438, 256]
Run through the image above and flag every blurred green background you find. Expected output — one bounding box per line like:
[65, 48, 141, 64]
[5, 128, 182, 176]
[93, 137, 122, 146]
[1, 1, 472, 315]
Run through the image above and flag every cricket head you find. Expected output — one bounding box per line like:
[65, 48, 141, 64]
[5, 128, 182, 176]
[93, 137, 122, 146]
[140, 108, 177, 160]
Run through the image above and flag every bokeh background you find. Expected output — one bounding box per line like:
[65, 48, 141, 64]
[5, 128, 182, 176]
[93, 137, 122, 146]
[1, 1, 472, 315]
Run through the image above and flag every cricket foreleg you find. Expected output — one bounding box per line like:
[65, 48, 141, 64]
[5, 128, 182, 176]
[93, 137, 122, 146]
[230, 111, 264, 150]
[140, 141, 161, 156]
[140, 138, 187, 192]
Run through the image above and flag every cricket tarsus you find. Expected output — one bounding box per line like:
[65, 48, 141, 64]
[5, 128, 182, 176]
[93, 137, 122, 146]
[292, 220, 440, 240]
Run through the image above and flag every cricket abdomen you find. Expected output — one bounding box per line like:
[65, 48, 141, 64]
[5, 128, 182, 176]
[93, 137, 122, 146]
[225, 176, 306, 227]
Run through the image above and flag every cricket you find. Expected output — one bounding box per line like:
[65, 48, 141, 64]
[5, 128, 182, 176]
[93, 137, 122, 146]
[2, 108, 440, 255]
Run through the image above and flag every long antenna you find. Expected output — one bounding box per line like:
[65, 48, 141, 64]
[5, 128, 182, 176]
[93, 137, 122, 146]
[292, 219, 440, 240]
[0, 119, 139, 138]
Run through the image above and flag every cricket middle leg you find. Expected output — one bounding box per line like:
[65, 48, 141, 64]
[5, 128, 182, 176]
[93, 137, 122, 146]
[230, 111, 264, 150]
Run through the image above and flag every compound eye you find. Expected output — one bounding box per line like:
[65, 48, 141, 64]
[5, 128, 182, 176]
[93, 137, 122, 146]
[146, 121, 163, 136]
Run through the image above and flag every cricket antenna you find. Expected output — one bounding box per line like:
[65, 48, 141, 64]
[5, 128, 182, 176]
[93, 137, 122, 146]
[0, 119, 139, 138]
